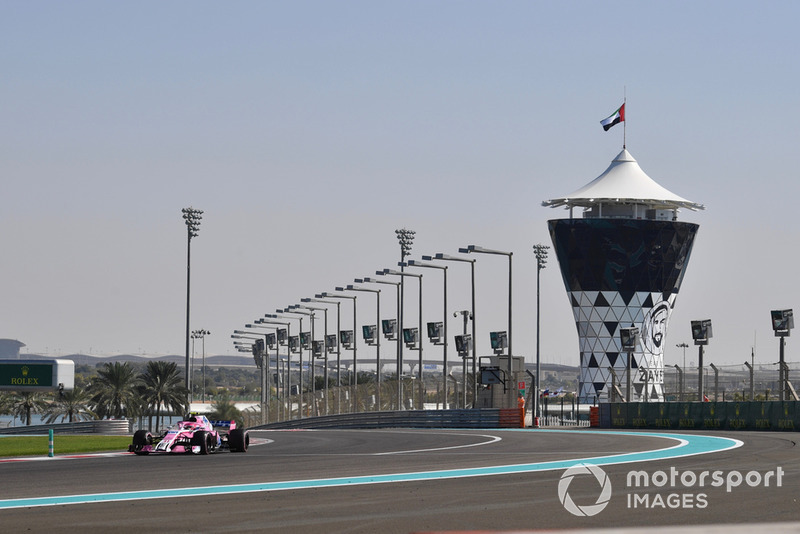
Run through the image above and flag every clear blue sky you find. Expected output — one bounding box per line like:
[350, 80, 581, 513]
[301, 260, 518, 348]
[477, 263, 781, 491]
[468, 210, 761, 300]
[2, 2, 799, 370]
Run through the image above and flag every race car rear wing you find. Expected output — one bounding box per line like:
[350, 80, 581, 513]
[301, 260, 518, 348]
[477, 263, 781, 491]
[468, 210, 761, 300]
[210, 420, 237, 430]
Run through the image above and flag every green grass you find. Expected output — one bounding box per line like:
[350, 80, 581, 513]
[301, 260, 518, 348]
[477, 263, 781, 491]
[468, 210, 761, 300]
[0, 435, 132, 457]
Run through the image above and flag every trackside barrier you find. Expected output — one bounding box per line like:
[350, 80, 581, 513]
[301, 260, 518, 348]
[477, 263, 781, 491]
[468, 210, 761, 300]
[258, 409, 524, 430]
[599, 401, 800, 431]
[0, 419, 131, 436]
[589, 406, 599, 427]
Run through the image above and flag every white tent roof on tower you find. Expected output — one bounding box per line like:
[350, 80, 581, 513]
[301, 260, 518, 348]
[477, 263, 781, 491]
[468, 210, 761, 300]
[542, 149, 705, 212]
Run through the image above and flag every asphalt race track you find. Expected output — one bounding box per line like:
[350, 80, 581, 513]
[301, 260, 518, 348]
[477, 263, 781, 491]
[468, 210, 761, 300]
[0, 428, 797, 533]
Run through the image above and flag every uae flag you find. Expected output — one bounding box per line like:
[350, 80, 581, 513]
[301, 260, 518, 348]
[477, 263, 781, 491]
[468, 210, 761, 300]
[600, 103, 625, 131]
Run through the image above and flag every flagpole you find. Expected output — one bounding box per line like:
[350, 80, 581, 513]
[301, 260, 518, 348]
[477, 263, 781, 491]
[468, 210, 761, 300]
[623, 89, 627, 149]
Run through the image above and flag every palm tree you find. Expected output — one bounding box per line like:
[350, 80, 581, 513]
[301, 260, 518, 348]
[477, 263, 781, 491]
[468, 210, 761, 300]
[139, 361, 187, 431]
[90, 362, 140, 420]
[208, 394, 242, 422]
[10, 392, 50, 425]
[0, 392, 12, 415]
[45, 386, 96, 423]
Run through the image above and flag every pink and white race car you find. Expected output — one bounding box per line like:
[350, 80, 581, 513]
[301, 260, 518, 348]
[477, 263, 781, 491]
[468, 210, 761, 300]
[129, 414, 249, 455]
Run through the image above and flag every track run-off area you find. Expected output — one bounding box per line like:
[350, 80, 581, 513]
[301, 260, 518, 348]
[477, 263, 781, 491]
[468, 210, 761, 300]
[0, 428, 797, 533]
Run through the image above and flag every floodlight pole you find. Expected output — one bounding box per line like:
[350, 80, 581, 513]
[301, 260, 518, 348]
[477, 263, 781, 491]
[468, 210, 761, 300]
[454, 310, 471, 408]
[285, 307, 315, 415]
[676, 343, 688, 399]
[326, 291, 357, 412]
[396, 229, 415, 406]
[262, 316, 292, 420]
[181, 206, 202, 409]
[192, 329, 211, 404]
[433, 253, 477, 405]
[246, 324, 280, 423]
[348, 282, 381, 410]
[698, 345, 705, 402]
[533, 244, 549, 422]
[275, 311, 306, 417]
[380, 269, 423, 409]
[461, 245, 514, 409]
[627, 349, 633, 402]
[233, 329, 269, 424]
[309, 297, 342, 413]
[744, 361, 756, 401]
[296, 304, 329, 414]
[407, 260, 448, 409]
[674, 364, 684, 402]
[335, 288, 363, 411]
[709, 363, 719, 401]
[779, 334, 786, 402]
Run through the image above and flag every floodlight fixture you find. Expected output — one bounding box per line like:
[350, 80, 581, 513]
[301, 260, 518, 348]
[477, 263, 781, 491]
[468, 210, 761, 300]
[619, 326, 640, 402]
[691, 320, 713, 345]
[276, 328, 287, 345]
[299, 331, 311, 349]
[430, 253, 474, 264]
[403, 327, 419, 349]
[533, 244, 550, 270]
[490, 331, 507, 354]
[395, 228, 416, 260]
[231, 333, 260, 340]
[382, 319, 397, 339]
[427, 321, 443, 343]
[258, 318, 290, 346]
[339, 330, 354, 348]
[380, 268, 420, 278]
[455, 334, 472, 356]
[771, 309, 794, 336]
[362, 324, 377, 344]
[181, 206, 203, 238]
[619, 327, 640, 352]
[325, 334, 337, 352]
[252, 337, 265, 358]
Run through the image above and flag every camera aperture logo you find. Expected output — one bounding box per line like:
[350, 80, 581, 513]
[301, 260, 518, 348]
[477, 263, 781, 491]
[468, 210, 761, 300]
[558, 463, 612, 517]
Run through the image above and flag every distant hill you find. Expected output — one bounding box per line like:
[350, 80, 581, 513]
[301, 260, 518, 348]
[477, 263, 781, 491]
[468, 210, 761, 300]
[18, 353, 255, 368]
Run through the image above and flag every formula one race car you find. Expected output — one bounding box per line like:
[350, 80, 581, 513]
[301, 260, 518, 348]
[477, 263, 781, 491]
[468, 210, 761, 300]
[129, 414, 250, 455]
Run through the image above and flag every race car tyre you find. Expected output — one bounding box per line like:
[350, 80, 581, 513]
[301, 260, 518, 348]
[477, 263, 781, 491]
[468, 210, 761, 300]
[191, 430, 209, 455]
[229, 429, 249, 452]
[131, 430, 152, 456]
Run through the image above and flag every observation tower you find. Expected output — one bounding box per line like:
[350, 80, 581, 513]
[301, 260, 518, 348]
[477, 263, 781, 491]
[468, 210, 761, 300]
[543, 149, 704, 402]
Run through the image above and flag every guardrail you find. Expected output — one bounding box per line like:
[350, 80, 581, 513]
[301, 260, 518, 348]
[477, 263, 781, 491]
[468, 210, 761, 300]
[256, 409, 523, 430]
[0, 419, 131, 435]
